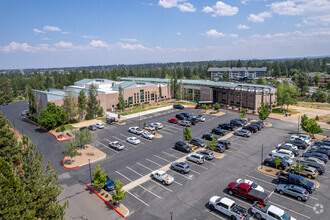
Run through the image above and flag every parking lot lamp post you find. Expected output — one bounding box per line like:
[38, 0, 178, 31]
[261, 145, 263, 168]
[139, 114, 141, 128]
[298, 116, 300, 134]
[170, 212, 173, 220]
[88, 159, 92, 185]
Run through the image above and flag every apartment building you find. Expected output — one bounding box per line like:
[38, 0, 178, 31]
[208, 67, 267, 80]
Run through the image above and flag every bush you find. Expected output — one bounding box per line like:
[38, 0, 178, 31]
[70, 119, 78, 124]
[315, 115, 319, 121]
[85, 113, 93, 120]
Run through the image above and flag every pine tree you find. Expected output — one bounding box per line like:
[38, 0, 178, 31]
[87, 84, 102, 118]
[184, 127, 192, 142]
[78, 90, 87, 119]
[62, 90, 78, 122]
[118, 85, 125, 112]
[159, 84, 162, 99]
[28, 87, 37, 115]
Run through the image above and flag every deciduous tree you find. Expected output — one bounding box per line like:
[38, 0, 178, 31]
[240, 109, 246, 118]
[38, 102, 68, 130]
[112, 180, 127, 205]
[28, 87, 37, 115]
[78, 89, 87, 119]
[184, 127, 192, 142]
[87, 84, 102, 118]
[65, 141, 78, 164]
[118, 85, 125, 112]
[92, 165, 107, 188]
[62, 90, 78, 122]
[258, 103, 270, 122]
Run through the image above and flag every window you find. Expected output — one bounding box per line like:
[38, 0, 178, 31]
[128, 97, 133, 105]
[134, 93, 136, 104]
[140, 89, 144, 102]
[151, 93, 155, 101]
[148, 91, 150, 101]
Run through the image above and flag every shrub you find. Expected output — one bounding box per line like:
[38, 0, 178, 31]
[70, 119, 78, 124]
[315, 115, 319, 121]
[85, 113, 93, 120]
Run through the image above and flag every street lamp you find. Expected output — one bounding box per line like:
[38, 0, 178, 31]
[88, 159, 92, 185]
[170, 212, 173, 220]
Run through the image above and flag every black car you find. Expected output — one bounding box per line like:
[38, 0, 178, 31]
[276, 144, 299, 156]
[202, 134, 216, 141]
[182, 112, 192, 119]
[300, 161, 325, 175]
[218, 140, 231, 149]
[264, 157, 288, 170]
[174, 141, 192, 153]
[311, 145, 330, 151]
[79, 126, 89, 131]
[175, 113, 186, 120]
[243, 125, 258, 133]
[302, 152, 328, 163]
[190, 138, 206, 147]
[188, 117, 199, 125]
[218, 123, 235, 131]
[251, 121, 264, 129]
[308, 149, 330, 159]
[285, 139, 308, 149]
[173, 104, 184, 109]
[230, 119, 244, 127]
[211, 128, 226, 136]
[215, 143, 226, 153]
[314, 139, 330, 147]
[234, 118, 247, 125]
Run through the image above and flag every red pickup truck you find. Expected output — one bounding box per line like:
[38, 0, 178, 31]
[226, 182, 269, 204]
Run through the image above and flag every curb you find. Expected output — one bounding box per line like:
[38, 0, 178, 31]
[24, 118, 72, 142]
[10, 127, 23, 137]
[86, 184, 126, 218]
[78, 154, 107, 167]
[220, 107, 281, 120]
[62, 156, 79, 169]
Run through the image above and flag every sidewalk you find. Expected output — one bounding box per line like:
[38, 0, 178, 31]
[120, 105, 174, 120]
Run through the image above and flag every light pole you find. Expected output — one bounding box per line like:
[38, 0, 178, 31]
[88, 159, 92, 185]
[298, 115, 300, 134]
[170, 212, 173, 220]
[261, 144, 264, 168]
[139, 114, 141, 128]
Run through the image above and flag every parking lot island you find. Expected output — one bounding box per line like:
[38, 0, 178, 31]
[63, 144, 106, 169]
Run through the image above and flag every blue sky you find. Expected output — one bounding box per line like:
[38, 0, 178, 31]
[1, 0, 330, 69]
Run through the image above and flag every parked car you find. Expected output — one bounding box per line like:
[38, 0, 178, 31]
[178, 120, 191, 127]
[173, 104, 184, 109]
[218, 140, 231, 149]
[196, 150, 214, 160]
[150, 170, 174, 185]
[277, 172, 315, 193]
[298, 157, 325, 166]
[195, 115, 205, 122]
[299, 161, 325, 175]
[21, 110, 29, 116]
[285, 139, 308, 149]
[271, 153, 294, 165]
[288, 165, 318, 179]
[151, 122, 163, 129]
[104, 176, 115, 191]
[188, 117, 199, 125]
[106, 116, 116, 124]
[302, 152, 328, 163]
[170, 162, 190, 174]
[211, 128, 227, 136]
[182, 112, 192, 119]
[1, 102, 9, 106]
[141, 132, 154, 140]
[250, 122, 264, 130]
[96, 123, 104, 129]
[79, 126, 89, 131]
[226, 182, 269, 204]
[174, 141, 192, 153]
[208, 196, 247, 220]
[190, 138, 206, 147]
[175, 113, 186, 120]
[270, 149, 295, 159]
[233, 129, 251, 137]
[215, 143, 226, 153]
[243, 125, 258, 133]
[276, 144, 299, 156]
[128, 126, 143, 135]
[202, 133, 216, 141]
[88, 125, 97, 131]
[236, 118, 247, 125]
[276, 184, 309, 201]
[311, 145, 330, 151]
[144, 124, 155, 131]
[230, 119, 244, 127]
[251, 201, 296, 220]
[127, 137, 140, 145]
[109, 141, 124, 150]
[186, 153, 205, 164]
[168, 118, 178, 123]
[263, 157, 288, 170]
[218, 123, 235, 131]
[290, 134, 312, 145]
[278, 143, 298, 151]
[314, 139, 330, 147]
[236, 178, 264, 192]
[307, 148, 330, 159]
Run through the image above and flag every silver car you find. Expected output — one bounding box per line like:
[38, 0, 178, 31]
[234, 129, 251, 137]
[178, 120, 191, 127]
[276, 184, 309, 201]
[109, 141, 124, 150]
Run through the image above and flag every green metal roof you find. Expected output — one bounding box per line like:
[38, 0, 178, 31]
[120, 77, 275, 90]
[112, 81, 136, 89]
[74, 79, 94, 85]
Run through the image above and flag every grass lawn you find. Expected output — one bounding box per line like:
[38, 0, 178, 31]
[272, 107, 300, 115]
[98, 117, 107, 122]
[316, 114, 330, 124]
[55, 124, 75, 132]
[296, 102, 330, 110]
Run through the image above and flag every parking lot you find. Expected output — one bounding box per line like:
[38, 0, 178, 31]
[2, 102, 329, 220]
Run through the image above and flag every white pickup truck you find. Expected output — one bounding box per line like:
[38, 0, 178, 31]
[150, 170, 174, 185]
[251, 201, 296, 220]
[209, 196, 247, 220]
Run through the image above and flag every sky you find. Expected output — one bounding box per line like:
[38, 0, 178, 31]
[1, 0, 330, 69]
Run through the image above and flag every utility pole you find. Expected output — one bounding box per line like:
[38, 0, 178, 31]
[88, 159, 92, 185]
[170, 212, 173, 220]
[261, 145, 264, 168]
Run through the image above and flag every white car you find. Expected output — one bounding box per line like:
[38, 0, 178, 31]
[271, 149, 295, 159]
[186, 153, 204, 164]
[277, 143, 298, 151]
[150, 170, 174, 185]
[298, 157, 325, 166]
[151, 122, 163, 129]
[236, 178, 264, 192]
[144, 125, 155, 131]
[142, 132, 154, 140]
[96, 123, 104, 129]
[128, 126, 143, 135]
[209, 196, 247, 219]
[127, 137, 140, 145]
[291, 134, 312, 145]
[109, 141, 124, 150]
[271, 153, 294, 165]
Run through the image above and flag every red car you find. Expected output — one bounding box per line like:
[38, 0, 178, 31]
[226, 182, 268, 204]
[168, 118, 178, 123]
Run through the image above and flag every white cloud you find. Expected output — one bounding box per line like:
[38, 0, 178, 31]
[158, 0, 196, 12]
[42, 37, 50, 41]
[33, 28, 45, 34]
[248, 11, 272, 22]
[54, 41, 73, 48]
[117, 42, 152, 51]
[61, 32, 71, 35]
[202, 1, 238, 17]
[202, 29, 238, 38]
[0, 42, 34, 52]
[177, 32, 181, 36]
[303, 15, 330, 26]
[241, 0, 249, 5]
[269, 0, 330, 16]
[121, 38, 138, 42]
[295, 23, 302, 27]
[83, 35, 98, 39]
[89, 40, 108, 48]
[237, 24, 250, 29]
[43, 25, 61, 31]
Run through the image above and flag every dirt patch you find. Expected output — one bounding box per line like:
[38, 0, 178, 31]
[296, 102, 330, 110]
[88, 184, 129, 217]
[213, 151, 224, 159]
[153, 133, 163, 139]
[51, 130, 74, 140]
[314, 134, 329, 140]
[315, 114, 330, 125]
[264, 122, 272, 127]
[71, 119, 104, 128]
[116, 121, 126, 125]
[63, 144, 106, 168]
[200, 109, 225, 116]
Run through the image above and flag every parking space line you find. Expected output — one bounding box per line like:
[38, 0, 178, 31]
[173, 180, 183, 186]
[153, 155, 172, 163]
[268, 201, 311, 219]
[264, 189, 314, 209]
[138, 185, 162, 199]
[204, 160, 216, 165]
[190, 169, 201, 175]
[120, 133, 145, 145]
[158, 129, 172, 135]
[204, 209, 226, 220]
[127, 191, 150, 207]
[167, 170, 191, 180]
[169, 148, 187, 155]
[187, 161, 208, 170]
[96, 141, 119, 154]
[150, 179, 173, 192]
[163, 124, 182, 131]
[229, 146, 239, 150]
[126, 166, 143, 177]
[245, 175, 277, 186]
[112, 136, 137, 148]
[162, 151, 180, 158]
[137, 162, 153, 172]
[115, 171, 133, 182]
[104, 138, 129, 151]
[146, 158, 163, 167]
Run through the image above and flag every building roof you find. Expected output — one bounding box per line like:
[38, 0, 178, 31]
[231, 67, 247, 71]
[208, 67, 267, 72]
[208, 67, 231, 72]
[74, 79, 95, 85]
[112, 81, 137, 89]
[121, 77, 275, 90]
[247, 67, 267, 71]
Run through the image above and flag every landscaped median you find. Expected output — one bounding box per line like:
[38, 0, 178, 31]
[86, 184, 129, 218]
[63, 144, 106, 169]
